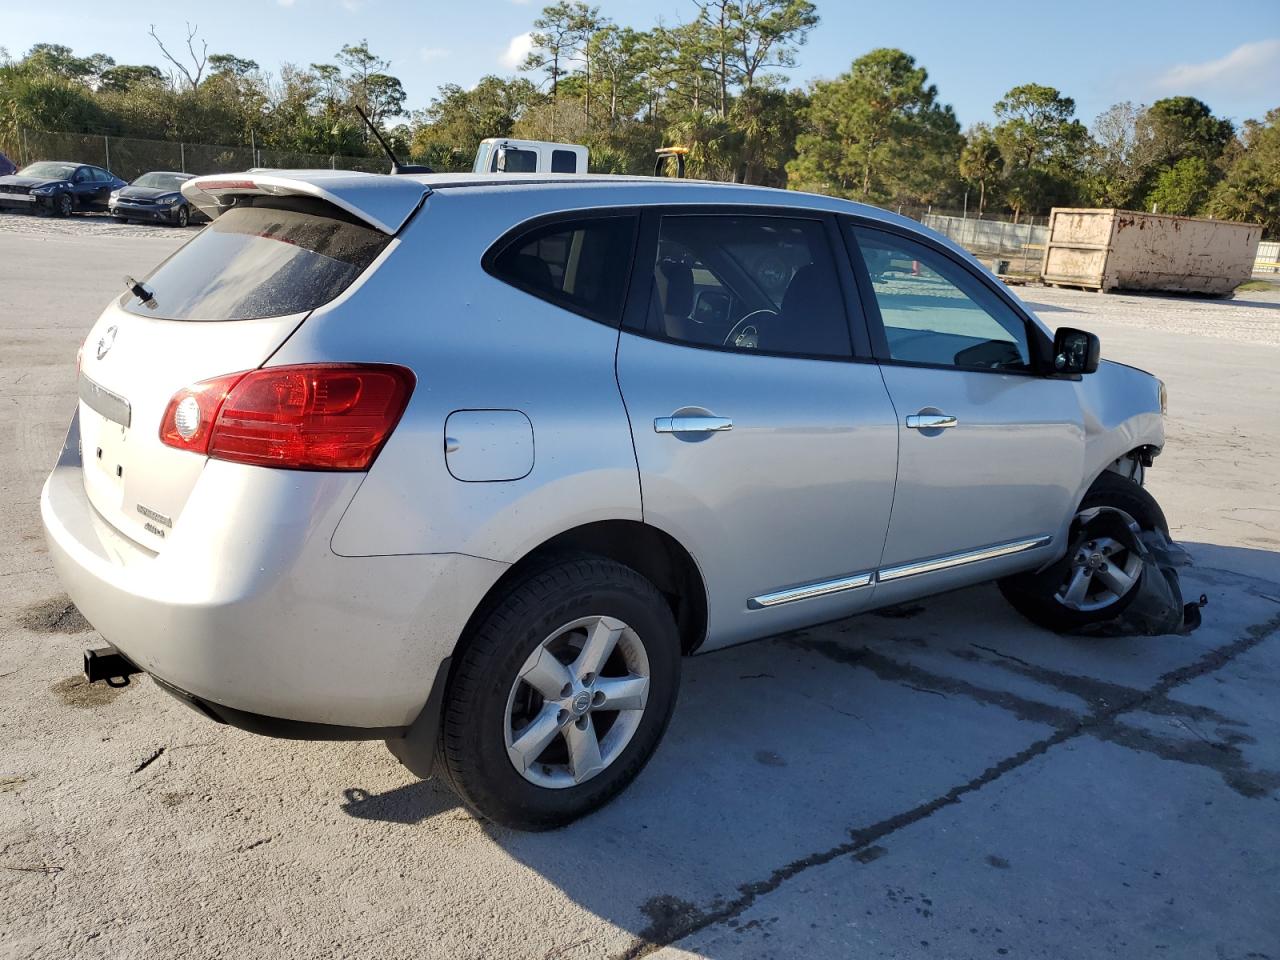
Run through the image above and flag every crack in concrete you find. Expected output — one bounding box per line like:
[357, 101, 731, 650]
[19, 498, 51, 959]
[969, 643, 1034, 668]
[617, 612, 1280, 959]
[132, 747, 165, 774]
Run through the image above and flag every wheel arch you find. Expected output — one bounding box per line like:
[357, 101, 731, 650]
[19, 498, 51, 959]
[1080, 442, 1162, 507]
[460, 520, 708, 656]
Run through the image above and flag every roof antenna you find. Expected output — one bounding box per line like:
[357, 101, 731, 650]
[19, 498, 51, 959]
[353, 104, 433, 175]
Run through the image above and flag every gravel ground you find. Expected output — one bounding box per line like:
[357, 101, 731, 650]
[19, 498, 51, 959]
[0, 210, 202, 242]
[1030, 282, 1280, 346]
[1, 216, 1278, 960]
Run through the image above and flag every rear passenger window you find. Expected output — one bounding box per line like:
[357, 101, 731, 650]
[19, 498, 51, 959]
[649, 215, 852, 359]
[488, 216, 637, 325]
[551, 150, 578, 173]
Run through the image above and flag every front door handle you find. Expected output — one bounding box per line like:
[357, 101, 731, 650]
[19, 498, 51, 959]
[654, 416, 734, 434]
[905, 413, 958, 430]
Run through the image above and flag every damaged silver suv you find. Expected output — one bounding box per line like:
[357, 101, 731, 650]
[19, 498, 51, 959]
[43, 171, 1169, 829]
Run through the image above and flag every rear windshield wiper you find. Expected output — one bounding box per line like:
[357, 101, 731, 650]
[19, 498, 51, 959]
[123, 275, 157, 310]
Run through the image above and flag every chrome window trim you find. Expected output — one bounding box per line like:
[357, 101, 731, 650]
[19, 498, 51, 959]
[748, 571, 874, 609]
[877, 535, 1052, 582]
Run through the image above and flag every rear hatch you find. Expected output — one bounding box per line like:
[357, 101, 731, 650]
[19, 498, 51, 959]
[77, 173, 427, 550]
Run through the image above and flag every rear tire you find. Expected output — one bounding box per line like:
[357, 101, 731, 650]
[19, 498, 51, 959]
[440, 555, 680, 830]
[999, 472, 1167, 633]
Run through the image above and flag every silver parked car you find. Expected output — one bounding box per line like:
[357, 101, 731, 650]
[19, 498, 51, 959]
[43, 171, 1168, 829]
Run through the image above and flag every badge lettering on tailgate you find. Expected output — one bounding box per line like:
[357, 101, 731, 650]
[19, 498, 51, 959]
[136, 503, 173, 529]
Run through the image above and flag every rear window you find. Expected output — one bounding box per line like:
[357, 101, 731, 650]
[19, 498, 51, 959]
[124, 199, 390, 321]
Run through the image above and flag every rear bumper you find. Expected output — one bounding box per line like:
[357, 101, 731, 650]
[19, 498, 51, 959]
[42, 411, 507, 729]
[152, 674, 408, 740]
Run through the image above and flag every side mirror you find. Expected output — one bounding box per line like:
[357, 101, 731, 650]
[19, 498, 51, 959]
[1053, 327, 1100, 375]
[494, 145, 508, 173]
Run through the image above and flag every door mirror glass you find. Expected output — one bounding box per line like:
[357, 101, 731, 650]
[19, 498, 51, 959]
[1053, 327, 1100, 374]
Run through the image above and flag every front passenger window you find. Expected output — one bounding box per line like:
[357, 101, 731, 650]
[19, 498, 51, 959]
[850, 226, 1032, 371]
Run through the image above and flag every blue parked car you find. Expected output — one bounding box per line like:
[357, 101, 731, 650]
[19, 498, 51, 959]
[109, 170, 202, 227]
[0, 161, 126, 216]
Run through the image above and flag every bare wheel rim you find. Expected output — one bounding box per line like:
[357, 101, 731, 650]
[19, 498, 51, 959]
[1054, 512, 1145, 612]
[504, 615, 651, 790]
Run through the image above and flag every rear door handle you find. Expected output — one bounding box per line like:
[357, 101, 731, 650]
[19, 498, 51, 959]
[905, 413, 958, 430]
[654, 416, 734, 434]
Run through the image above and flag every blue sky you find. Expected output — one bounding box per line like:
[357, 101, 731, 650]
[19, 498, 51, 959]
[4, 0, 1278, 129]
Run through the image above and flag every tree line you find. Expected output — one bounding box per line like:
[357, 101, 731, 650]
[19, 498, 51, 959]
[1, 2, 1277, 233]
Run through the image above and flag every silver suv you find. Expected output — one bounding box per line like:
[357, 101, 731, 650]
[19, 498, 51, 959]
[43, 172, 1167, 829]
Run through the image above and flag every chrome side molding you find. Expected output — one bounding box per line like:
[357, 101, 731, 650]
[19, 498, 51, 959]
[748, 535, 1052, 609]
[877, 535, 1052, 582]
[748, 571, 874, 609]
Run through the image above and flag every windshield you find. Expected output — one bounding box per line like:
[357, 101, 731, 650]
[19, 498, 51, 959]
[19, 162, 77, 180]
[473, 144, 491, 174]
[132, 172, 189, 191]
[123, 199, 391, 321]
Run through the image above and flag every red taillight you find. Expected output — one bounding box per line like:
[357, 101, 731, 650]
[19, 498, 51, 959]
[159, 371, 247, 454]
[159, 364, 414, 471]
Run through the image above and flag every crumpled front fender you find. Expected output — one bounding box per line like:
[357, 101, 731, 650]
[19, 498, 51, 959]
[1073, 359, 1164, 500]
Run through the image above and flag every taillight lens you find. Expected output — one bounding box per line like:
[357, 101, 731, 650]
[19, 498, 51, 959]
[159, 364, 414, 471]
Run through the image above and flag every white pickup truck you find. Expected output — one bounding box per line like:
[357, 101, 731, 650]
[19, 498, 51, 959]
[472, 138, 589, 175]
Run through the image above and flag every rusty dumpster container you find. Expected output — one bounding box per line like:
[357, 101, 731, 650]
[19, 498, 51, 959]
[1040, 208, 1262, 296]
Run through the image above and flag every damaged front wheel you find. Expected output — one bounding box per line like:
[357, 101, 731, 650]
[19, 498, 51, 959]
[999, 473, 1170, 633]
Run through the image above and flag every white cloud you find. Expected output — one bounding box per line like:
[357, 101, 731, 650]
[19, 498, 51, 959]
[501, 32, 533, 70]
[277, 0, 297, 6]
[1155, 38, 1280, 95]
[419, 47, 450, 63]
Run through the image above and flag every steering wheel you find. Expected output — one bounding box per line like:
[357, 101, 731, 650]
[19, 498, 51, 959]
[723, 309, 779, 349]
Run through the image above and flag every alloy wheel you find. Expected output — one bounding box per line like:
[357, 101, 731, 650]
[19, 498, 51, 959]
[1054, 510, 1144, 612]
[504, 615, 651, 789]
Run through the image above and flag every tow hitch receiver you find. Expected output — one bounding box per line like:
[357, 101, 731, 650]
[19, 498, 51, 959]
[84, 646, 141, 686]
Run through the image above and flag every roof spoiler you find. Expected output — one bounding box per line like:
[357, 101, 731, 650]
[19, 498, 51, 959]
[180, 171, 430, 234]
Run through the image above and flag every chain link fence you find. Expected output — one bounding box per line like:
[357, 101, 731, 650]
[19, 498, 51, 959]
[1, 128, 390, 182]
[918, 213, 1049, 276]
[889, 205, 1048, 276]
